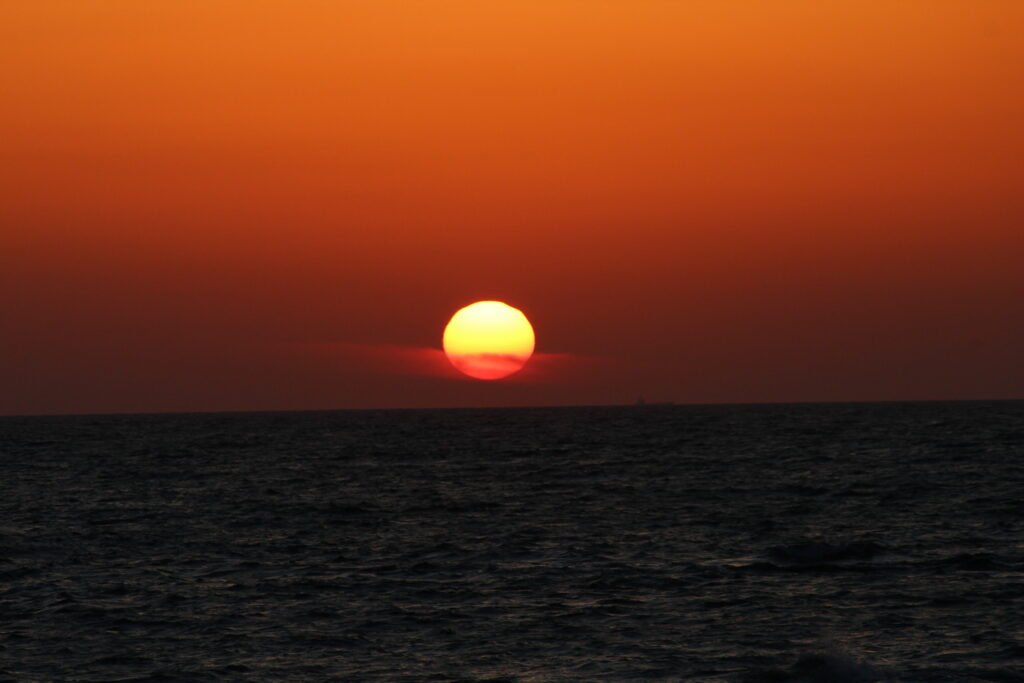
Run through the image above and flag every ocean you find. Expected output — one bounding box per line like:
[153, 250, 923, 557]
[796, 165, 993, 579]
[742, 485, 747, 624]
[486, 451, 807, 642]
[1, 401, 1021, 681]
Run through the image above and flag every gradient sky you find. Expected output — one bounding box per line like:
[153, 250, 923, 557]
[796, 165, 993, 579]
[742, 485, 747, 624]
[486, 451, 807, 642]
[3, 1, 1022, 415]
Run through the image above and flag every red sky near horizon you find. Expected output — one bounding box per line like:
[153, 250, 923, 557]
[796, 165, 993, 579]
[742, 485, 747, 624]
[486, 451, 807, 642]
[2, 1, 1022, 415]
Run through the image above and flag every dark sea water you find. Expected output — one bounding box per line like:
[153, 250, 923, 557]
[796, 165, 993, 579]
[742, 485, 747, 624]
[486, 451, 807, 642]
[1, 401, 1022, 682]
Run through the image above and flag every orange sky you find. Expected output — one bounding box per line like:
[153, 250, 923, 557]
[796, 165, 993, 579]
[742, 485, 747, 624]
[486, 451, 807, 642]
[2, 1, 1022, 414]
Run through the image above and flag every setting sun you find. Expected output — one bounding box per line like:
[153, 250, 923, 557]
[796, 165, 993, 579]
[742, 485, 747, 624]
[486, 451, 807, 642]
[443, 301, 535, 380]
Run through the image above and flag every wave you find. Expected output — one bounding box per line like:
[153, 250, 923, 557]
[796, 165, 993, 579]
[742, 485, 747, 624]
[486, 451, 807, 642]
[741, 651, 882, 682]
[767, 541, 887, 565]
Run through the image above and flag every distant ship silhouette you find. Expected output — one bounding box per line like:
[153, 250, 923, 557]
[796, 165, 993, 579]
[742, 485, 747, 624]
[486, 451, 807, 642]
[634, 396, 674, 406]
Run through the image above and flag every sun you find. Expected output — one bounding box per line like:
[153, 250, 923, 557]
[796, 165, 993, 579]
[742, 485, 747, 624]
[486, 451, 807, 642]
[443, 301, 535, 380]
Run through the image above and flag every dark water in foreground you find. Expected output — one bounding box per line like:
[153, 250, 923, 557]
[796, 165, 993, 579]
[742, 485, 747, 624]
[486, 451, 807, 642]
[1, 402, 1022, 682]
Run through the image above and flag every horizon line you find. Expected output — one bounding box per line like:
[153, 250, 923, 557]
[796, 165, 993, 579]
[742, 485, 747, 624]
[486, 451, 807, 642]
[3, 396, 1021, 420]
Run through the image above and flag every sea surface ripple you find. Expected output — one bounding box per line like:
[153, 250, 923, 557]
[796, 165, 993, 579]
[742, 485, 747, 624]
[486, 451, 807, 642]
[1, 401, 1022, 681]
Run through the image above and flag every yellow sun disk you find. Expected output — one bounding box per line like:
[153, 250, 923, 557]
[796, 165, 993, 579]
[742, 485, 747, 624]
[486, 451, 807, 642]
[443, 301, 535, 380]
